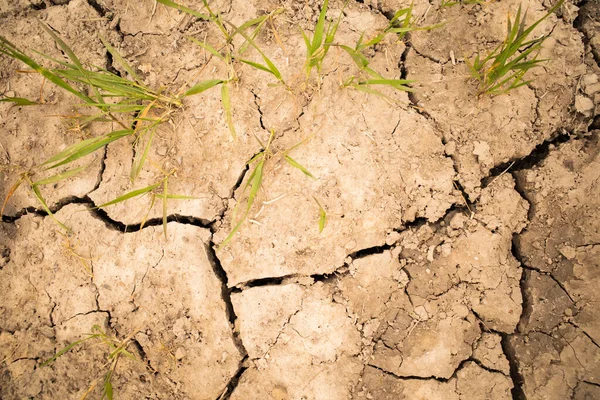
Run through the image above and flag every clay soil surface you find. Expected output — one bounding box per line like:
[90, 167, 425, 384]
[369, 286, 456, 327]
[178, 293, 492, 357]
[1, 0, 600, 399]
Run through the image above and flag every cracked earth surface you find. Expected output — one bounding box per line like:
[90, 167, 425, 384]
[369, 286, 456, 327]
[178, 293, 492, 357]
[1, 0, 599, 399]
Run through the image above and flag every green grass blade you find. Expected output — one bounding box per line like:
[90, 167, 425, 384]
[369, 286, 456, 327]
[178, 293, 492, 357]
[221, 83, 236, 139]
[313, 196, 327, 233]
[228, 22, 283, 81]
[99, 35, 142, 85]
[95, 183, 160, 208]
[33, 164, 89, 186]
[188, 37, 225, 59]
[311, 0, 329, 54]
[237, 58, 276, 76]
[325, 1, 346, 45]
[0, 97, 38, 105]
[184, 79, 224, 96]
[284, 155, 315, 179]
[218, 157, 264, 249]
[40, 335, 100, 367]
[103, 375, 113, 400]
[39, 21, 103, 103]
[44, 129, 133, 169]
[0, 36, 91, 103]
[246, 160, 264, 213]
[301, 29, 312, 55]
[338, 45, 369, 69]
[360, 78, 415, 89]
[31, 184, 70, 231]
[353, 84, 395, 103]
[390, 8, 410, 24]
[130, 126, 155, 182]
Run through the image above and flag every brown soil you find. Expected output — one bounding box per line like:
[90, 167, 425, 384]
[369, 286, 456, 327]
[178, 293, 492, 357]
[1, 0, 599, 399]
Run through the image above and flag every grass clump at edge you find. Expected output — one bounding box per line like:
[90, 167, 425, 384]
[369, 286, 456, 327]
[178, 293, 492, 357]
[467, 0, 564, 96]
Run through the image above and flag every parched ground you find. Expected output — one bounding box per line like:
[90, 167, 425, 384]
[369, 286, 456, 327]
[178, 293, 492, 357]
[0, 0, 599, 399]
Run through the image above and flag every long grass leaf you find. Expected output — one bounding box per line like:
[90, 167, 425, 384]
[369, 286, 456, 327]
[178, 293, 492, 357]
[338, 45, 369, 69]
[103, 374, 113, 400]
[184, 79, 224, 96]
[99, 35, 142, 84]
[0, 97, 38, 105]
[0, 37, 91, 102]
[39, 21, 103, 103]
[31, 184, 70, 231]
[44, 129, 133, 169]
[311, 0, 329, 54]
[33, 164, 89, 186]
[131, 126, 155, 182]
[228, 22, 283, 81]
[166, 194, 198, 199]
[188, 37, 225, 59]
[40, 335, 101, 366]
[284, 155, 315, 179]
[237, 58, 275, 76]
[95, 183, 160, 208]
[313, 196, 327, 233]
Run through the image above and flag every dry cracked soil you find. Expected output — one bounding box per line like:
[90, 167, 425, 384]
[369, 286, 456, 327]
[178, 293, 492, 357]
[1, 0, 600, 399]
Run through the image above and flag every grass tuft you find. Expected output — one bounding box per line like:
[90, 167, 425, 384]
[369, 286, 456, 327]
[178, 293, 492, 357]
[0, 24, 225, 231]
[467, 0, 564, 96]
[40, 325, 138, 400]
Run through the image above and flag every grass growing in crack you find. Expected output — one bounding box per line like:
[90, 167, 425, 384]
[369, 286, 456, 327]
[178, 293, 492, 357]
[0, 22, 225, 232]
[355, 6, 444, 51]
[153, 0, 447, 244]
[467, 0, 564, 96]
[218, 130, 319, 249]
[40, 325, 138, 400]
[1, 1, 446, 242]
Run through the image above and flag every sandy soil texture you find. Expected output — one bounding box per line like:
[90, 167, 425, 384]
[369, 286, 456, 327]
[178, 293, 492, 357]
[1, 0, 599, 399]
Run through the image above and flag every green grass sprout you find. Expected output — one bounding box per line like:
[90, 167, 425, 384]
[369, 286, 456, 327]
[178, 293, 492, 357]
[94, 168, 192, 235]
[313, 196, 327, 233]
[40, 325, 138, 400]
[218, 131, 274, 249]
[0, 24, 224, 231]
[301, 0, 347, 80]
[467, 0, 564, 96]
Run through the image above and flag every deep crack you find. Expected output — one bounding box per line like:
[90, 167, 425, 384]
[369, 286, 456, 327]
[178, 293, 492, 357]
[204, 240, 248, 358]
[217, 356, 248, 400]
[500, 334, 527, 400]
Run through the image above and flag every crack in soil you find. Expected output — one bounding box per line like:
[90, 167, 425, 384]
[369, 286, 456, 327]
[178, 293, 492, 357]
[203, 239, 251, 400]
[367, 353, 503, 385]
[204, 240, 248, 357]
[93, 145, 108, 192]
[217, 355, 248, 400]
[483, 128, 575, 186]
[1, 2, 597, 398]
[500, 333, 527, 400]
[569, 321, 600, 350]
